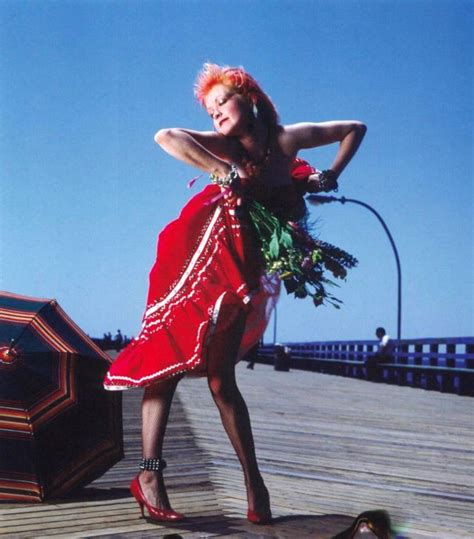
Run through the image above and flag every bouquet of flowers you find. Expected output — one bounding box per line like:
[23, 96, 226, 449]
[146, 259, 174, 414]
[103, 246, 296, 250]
[248, 199, 357, 308]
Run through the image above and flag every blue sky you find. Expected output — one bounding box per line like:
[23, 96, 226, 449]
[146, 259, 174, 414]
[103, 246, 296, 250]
[1, 0, 472, 342]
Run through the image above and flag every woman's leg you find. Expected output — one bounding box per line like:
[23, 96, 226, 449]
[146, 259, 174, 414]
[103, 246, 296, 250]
[206, 307, 270, 515]
[139, 375, 181, 509]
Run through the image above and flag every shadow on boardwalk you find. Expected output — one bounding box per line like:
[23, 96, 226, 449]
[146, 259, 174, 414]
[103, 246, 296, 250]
[1, 363, 473, 538]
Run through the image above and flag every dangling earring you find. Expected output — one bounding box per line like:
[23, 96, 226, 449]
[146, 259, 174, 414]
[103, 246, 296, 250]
[252, 103, 258, 118]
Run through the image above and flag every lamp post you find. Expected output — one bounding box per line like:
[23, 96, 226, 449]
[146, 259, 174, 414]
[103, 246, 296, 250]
[307, 194, 402, 339]
[273, 305, 277, 344]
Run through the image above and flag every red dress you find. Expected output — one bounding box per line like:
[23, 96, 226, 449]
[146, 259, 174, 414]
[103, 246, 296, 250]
[104, 164, 312, 390]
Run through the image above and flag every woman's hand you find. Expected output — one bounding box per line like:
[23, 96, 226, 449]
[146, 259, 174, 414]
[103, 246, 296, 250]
[306, 170, 339, 193]
[307, 172, 324, 193]
[219, 170, 243, 208]
[221, 186, 243, 208]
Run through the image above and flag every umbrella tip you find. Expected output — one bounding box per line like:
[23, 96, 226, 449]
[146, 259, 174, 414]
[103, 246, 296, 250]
[0, 342, 19, 364]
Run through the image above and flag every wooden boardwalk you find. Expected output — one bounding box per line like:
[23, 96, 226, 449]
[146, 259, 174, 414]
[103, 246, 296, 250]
[1, 363, 473, 538]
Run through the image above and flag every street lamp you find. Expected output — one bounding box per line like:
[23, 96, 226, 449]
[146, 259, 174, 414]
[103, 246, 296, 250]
[273, 305, 277, 344]
[307, 194, 402, 339]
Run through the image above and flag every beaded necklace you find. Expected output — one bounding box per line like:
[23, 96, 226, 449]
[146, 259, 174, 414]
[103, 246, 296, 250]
[241, 146, 271, 179]
[239, 130, 273, 179]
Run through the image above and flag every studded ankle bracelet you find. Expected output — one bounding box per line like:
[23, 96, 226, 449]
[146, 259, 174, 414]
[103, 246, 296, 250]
[139, 458, 167, 472]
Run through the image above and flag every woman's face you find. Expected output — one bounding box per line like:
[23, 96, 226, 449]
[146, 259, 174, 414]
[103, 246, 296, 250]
[204, 83, 252, 136]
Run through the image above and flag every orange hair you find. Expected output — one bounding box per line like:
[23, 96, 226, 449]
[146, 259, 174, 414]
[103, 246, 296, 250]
[194, 63, 279, 128]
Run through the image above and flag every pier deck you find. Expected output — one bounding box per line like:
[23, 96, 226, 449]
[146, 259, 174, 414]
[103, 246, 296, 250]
[1, 363, 473, 538]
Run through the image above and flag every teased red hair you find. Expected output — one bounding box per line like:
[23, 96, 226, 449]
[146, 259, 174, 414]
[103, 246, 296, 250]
[194, 63, 279, 128]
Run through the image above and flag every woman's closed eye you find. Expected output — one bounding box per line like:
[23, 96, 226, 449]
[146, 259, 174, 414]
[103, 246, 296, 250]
[207, 93, 234, 117]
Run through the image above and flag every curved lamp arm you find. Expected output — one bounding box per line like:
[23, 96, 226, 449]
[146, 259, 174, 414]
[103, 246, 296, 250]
[307, 195, 402, 339]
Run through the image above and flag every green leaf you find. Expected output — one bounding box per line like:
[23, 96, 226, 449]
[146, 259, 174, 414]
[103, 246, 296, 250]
[269, 233, 280, 259]
[311, 249, 322, 263]
[280, 229, 293, 249]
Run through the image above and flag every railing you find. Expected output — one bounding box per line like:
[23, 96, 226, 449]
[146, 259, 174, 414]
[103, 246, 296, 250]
[91, 337, 132, 351]
[257, 337, 474, 397]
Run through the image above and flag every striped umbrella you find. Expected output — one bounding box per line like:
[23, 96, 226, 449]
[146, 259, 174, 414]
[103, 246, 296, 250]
[0, 291, 123, 502]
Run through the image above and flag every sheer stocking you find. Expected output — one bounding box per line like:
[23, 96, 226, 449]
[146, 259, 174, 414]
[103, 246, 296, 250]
[206, 305, 270, 514]
[139, 376, 181, 510]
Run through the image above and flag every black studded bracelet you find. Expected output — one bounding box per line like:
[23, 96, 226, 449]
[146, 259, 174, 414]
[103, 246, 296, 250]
[318, 170, 339, 192]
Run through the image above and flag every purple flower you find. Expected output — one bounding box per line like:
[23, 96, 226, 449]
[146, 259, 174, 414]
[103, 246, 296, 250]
[301, 256, 313, 270]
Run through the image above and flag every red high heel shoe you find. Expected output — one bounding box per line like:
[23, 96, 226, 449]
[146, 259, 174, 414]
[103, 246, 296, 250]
[247, 484, 272, 525]
[247, 508, 272, 525]
[130, 458, 184, 522]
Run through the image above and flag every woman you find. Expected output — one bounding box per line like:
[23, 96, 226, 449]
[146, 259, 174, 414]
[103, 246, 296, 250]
[104, 63, 366, 524]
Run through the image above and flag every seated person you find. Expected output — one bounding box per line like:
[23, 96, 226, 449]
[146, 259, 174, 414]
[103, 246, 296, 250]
[365, 327, 394, 381]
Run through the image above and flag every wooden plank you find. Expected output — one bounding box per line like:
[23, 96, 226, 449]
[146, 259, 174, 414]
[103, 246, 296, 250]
[177, 365, 474, 538]
[0, 387, 226, 538]
[0, 364, 473, 538]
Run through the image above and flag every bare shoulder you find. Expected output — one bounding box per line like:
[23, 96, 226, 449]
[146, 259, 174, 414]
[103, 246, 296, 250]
[275, 124, 301, 157]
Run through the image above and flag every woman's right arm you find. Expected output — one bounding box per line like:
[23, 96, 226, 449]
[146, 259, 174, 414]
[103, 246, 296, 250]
[154, 128, 232, 178]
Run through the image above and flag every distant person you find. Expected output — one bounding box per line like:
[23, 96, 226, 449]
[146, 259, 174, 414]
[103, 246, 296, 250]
[103, 332, 112, 349]
[376, 327, 394, 359]
[114, 329, 123, 351]
[365, 327, 394, 381]
[245, 343, 259, 369]
[104, 63, 365, 525]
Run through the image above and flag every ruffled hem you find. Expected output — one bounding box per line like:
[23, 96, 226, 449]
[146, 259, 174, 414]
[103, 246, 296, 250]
[104, 185, 279, 391]
[104, 274, 279, 390]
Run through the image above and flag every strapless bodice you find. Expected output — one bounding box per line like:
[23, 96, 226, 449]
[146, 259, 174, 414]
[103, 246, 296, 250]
[240, 177, 306, 222]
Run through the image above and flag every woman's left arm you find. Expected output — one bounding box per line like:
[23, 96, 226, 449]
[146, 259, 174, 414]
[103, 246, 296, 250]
[285, 121, 367, 178]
